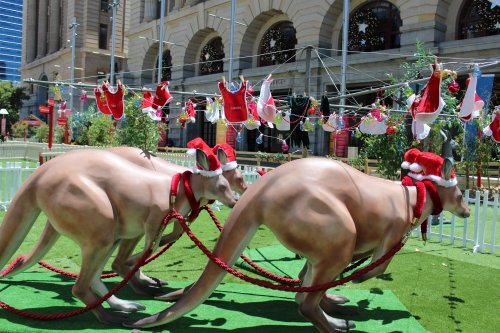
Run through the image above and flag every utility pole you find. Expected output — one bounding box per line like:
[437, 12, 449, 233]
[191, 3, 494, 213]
[228, 0, 235, 82]
[69, 17, 78, 112]
[157, 0, 166, 84]
[110, 0, 120, 86]
[340, 0, 349, 126]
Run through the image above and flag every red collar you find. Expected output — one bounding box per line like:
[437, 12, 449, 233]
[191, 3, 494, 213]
[402, 176, 443, 240]
[170, 171, 214, 221]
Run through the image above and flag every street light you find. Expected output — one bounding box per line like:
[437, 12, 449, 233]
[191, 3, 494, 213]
[0, 108, 9, 136]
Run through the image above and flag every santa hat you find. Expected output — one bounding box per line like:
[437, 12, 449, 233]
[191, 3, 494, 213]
[185, 101, 196, 124]
[483, 109, 500, 143]
[186, 137, 222, 177]
[459, 67, 484, 122]
[415, 63, 446, 124]
[213, 143, 238, 171]
[408, 94, 430, 140]
[401, 148, 423, 172]
[407, 150, 457, 187]
[142, 90, 161, 121]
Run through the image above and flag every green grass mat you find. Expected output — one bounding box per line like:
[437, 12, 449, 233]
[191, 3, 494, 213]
[0, 249, 425, 333]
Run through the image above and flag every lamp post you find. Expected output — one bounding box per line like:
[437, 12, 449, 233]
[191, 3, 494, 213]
[0, 108, 8, 137]
[69, 17, 78, 113]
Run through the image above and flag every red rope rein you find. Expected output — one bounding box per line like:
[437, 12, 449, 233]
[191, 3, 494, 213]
[175, 210, 405, 292]
[0, 212, 174, 320]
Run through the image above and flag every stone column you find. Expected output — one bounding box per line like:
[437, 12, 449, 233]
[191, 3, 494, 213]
[26, 0, 37, 62]
[36, 0, 49, 58]
[48, 0, 61, 53]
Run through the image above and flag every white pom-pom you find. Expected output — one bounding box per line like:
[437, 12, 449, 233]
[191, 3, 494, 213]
[409, 163, 423, 172]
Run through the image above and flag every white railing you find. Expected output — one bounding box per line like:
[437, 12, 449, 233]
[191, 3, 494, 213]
[0, 161, 39, 211]
[411, 190, 499, 254]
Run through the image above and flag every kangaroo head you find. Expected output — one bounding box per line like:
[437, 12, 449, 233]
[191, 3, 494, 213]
[439, 185, 470, 218]
[216, 147, 248, 194]
[195, 148, 237, 208]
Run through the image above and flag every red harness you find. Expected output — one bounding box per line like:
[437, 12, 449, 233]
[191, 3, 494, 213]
[170, 171, 214, 221]
[402, 176, 443, 240]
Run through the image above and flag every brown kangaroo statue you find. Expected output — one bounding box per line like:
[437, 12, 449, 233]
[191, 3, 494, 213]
[0, 148, 237, 325]
[1, 145, 247, 296]
[127, 151, 470, 332]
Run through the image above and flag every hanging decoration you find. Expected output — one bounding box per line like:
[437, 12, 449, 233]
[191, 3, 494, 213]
[102, 81, 125, 119]
[257, 74, 277, 125]
[458, 64, 484, 122]
[218, 78, 249, 123]
[482, 106, 500, 142]
[359, 103, 388, 135]
[80, 89, 88, 102]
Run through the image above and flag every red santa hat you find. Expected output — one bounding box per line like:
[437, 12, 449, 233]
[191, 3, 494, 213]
[401, 148, 423, 172]
[483, 109, 500, 143]
[213, 143, 238, 171]
[407, 94, 430, 140]
[186, 137, 222, 177]
[407, 150, 457, 187]
[415, 63, 445, 124]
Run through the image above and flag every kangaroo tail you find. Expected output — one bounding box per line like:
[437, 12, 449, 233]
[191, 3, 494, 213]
[0, 182, 41, 274]
[127, 211, 260, 328]
[1, 222, 60, 277]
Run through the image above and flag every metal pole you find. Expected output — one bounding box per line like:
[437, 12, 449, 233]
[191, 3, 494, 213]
[228, 0, 235, 82]
[69, 17, 78, 112]
[157, 0, 166, 84]
[110, 0, 119, 86]
[305, 46, 312, 95]
[340, 0, 349, 121]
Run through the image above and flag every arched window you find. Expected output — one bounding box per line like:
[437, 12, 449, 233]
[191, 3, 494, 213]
[155, 49, 172, 82]
[347, 1, 401, 52]
[258, 21, 297, 67]
[458, 0, 500, 39]
[199, 37, 224, 76]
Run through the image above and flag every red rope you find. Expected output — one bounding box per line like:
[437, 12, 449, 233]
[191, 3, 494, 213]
[0, 213, 175, 320]
[175, 210, 404, 292]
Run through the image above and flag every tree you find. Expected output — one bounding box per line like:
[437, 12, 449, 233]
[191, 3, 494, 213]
[0, 81, 29, 133]
[115, 95, 166, 151]
[87, 114, 116, 147]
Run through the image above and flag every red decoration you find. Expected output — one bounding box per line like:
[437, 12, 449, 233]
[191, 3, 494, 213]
[447, 80, 460, 94]
[386, 126, 396, 135]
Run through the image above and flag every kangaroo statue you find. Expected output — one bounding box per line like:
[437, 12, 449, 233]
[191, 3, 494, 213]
[127, 151, 470, 332]
[0, 148, 237, 325]
[1, 145, 247, 296]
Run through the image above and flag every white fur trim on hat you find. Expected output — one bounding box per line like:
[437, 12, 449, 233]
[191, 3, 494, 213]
[186, 148, 197, 156]
[409, 163, 423, 173]
[192, 167, 223, 177]
[401, 161, 411, 169]
[407, 172, 425, 181]
[483, 126, 492, 137]
[221, 161, 238, 171]
[425, 175, 458, 188]
[142, 106, 155, 114]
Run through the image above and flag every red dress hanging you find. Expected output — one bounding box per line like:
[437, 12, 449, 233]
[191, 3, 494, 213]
[102, 83, 124, 119]
[219, 80, 248, 123]
[94, 87, 112, 115]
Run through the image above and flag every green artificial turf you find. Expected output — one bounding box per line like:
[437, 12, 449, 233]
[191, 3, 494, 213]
[0, 208, 499, 332]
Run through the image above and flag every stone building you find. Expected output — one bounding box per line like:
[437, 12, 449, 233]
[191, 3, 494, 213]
[20, 0, 500, 154]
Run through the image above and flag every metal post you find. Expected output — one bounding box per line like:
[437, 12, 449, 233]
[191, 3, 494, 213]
[110, 0, 120, 86]
[340, 0, 349, 119]
[69, 17, 78, 112]
[228, 0, 235, 82]
[305, 46, 312, 95]
[157, 0, 166, 84]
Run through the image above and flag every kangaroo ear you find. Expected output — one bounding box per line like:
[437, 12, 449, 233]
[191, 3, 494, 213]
[196, 148, 211, 171]
[442, 158, 454, 180]
[217, 148, 228, 165]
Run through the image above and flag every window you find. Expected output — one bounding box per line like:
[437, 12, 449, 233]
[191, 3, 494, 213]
[258, 21, 297, 67]
[199, 37, 224, 75]
[458, 0, 500, 39]
[99, 24, 108, 49]
[346, 1, 401, 52]
[100, 0, 109, 12]
[156, 49, 172, 82]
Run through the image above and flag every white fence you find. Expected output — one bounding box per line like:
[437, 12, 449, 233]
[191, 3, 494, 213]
[1, 143, 497, 254]
[0, 161, 39, 211]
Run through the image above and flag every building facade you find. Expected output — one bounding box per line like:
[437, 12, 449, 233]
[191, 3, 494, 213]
[0, 0, 23, 82]
[20, 0, 500, 154]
